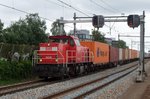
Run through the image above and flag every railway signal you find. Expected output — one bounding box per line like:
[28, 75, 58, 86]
[127, 15, 140, 28]
[92, 15, 104, 28]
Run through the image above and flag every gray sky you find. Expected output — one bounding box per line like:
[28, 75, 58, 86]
[0, 0, 150, 51]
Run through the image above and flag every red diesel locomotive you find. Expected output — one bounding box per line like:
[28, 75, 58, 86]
[33, 35, 93, 78]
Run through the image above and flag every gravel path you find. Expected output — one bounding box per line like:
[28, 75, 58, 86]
[119, 60, 150, 99]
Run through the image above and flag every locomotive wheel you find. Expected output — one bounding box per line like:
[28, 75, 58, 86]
[76, 65, 80, 74]
[43, 77, 48, 81]
[83, 65, 88, 74]
[59, 66, 67, 79]
[68, 65, 77, 76]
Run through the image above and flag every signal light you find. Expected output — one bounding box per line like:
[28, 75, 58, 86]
[92, 16, 98, 27]
[127, 15, 140, 28]
[92, 15, 104, 28]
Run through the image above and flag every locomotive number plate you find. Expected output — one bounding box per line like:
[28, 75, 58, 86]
[46, 56, 52, 59]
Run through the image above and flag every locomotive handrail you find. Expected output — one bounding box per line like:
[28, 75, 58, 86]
[58, 50, 65, 65]
[81, 51, 94, 62]
[66, 50, 94, 64]
[32, 50, 65, 65]
[32, 49, 94, 66]
[66, 50, 77, 64]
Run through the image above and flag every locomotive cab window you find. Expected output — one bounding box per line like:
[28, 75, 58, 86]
[75, 39, 80, 46]
[48, 38, 59, 43]
[49, 38, 69, 44]
[70, 39, 75, 46]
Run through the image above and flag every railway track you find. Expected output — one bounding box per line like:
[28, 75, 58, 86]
[0, 75, 86, 96]
[0, 79, 48, 96]
[42, 63, 138, 99]
[1, 60, 148, 98]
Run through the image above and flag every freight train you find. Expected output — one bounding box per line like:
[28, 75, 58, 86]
[33, 35, 139, 79]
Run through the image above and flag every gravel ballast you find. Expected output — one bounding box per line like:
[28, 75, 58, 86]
[0, 62, 139, 99]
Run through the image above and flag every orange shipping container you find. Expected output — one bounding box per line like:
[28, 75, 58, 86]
[80, 41, 109, 64]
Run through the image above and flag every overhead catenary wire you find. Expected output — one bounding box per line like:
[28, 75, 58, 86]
[44, 0, 68, 8]
[90, 0, 123, 34]
[0, 2, 75, 30]
[99, 0, 123, 14]
[95, 0, 124, 34]
[90, 0, 116, 13]
[57, 0, 91, 17]
[0, 1, 120, 33]
[0, 3, 53, 22]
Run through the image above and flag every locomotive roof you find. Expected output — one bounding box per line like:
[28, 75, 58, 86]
[49, 35, 78, 39]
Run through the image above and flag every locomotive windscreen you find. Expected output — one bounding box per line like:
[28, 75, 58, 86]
[48, 38, 69, 44]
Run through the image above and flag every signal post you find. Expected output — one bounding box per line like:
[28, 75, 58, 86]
[59, 11, 146, 82]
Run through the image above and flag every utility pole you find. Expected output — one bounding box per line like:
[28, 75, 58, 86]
[59, 17, 64, 35]
[136, 11, 146, 82]
[73, 13, 76, 35]
[118, 34, 120, 41]
[141, 11, 146, 74]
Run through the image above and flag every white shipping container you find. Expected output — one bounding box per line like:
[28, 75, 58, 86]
[119, 48, 123, 61]
[125, 49, 129, 60]
[129, 49, 132, 59]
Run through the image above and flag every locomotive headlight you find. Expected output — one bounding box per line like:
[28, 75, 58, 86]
[55, 58, 58, 62]
[55, 55, 58, 62]
[39, 59, 42, 62]
[48, 43, 50, 46]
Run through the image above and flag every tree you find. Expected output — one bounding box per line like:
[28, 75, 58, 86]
[0, 20, 3, 32]
[3, 13, 48, 45]
[118, 40, 128, 48]
[25, 13, 48, 44]
[0, 20, 4, 42]
[112, 40, 128, 48]
[50, 19, 66, 36]
[3, 20, 27, 44]
[92, 29, 106, 43]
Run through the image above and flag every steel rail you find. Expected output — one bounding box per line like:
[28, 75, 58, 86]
[0, 79, 47, 96]
[42, 62, 138, 99]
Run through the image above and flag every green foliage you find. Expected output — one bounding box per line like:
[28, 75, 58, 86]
[112, 40, 128, 48]
[2, 13, 48, 45]
[92, 29, 106, 43]
[50, 19, 66, 36]
[0, 60, 33, 80]
[118, 40, 128, 48]
[0, 20, 3, 33]
[0, 61, 11, 80]
[0, 20, 4, 42]
[0, 79, 23, 86]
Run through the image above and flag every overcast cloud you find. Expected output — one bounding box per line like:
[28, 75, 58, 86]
[0, 0, 150, 51]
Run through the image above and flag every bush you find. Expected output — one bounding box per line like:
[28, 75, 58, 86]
[0, 61, 11, 80]
[0, 60, 33, 80]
